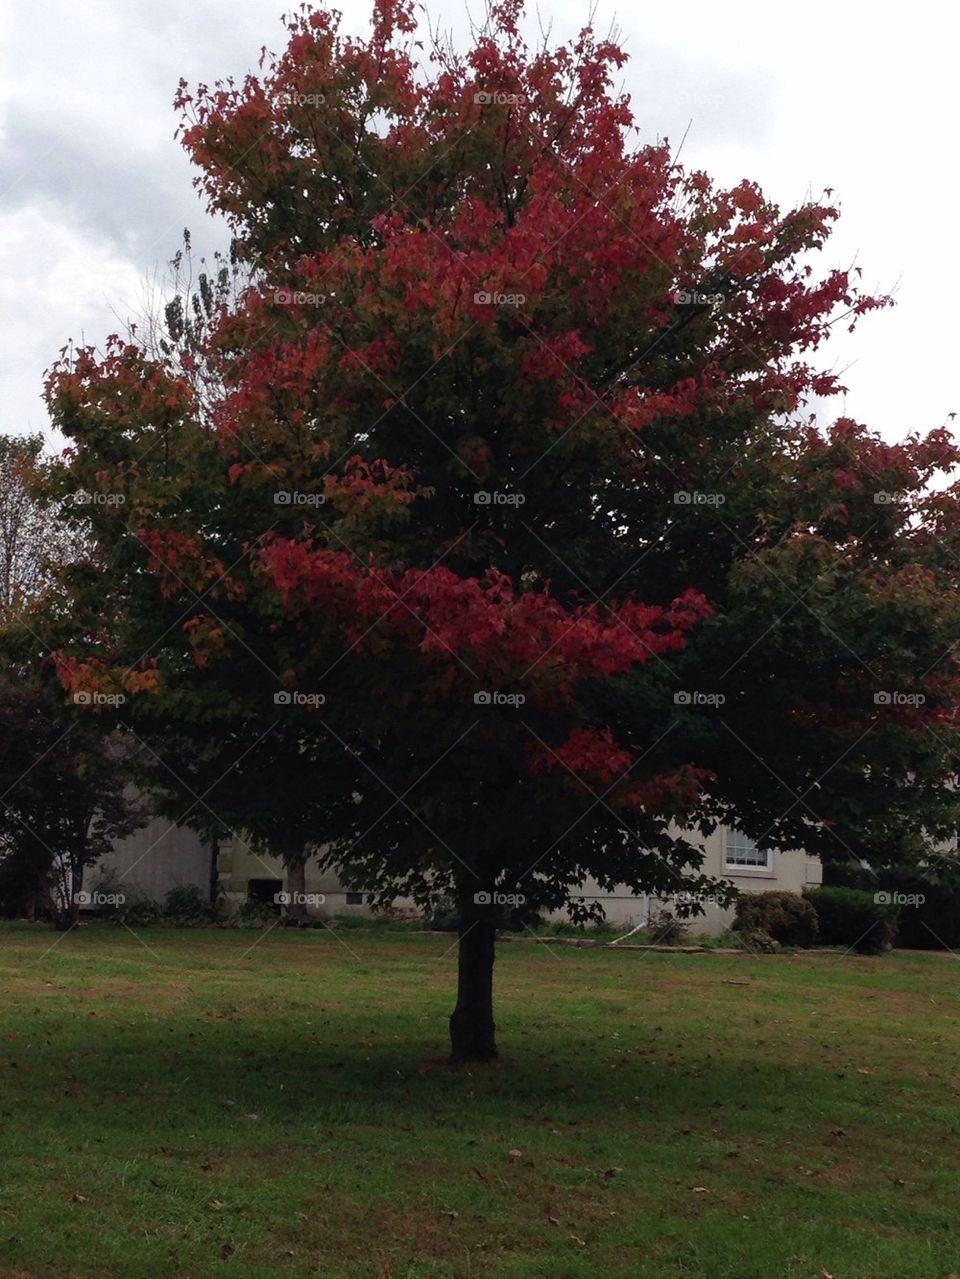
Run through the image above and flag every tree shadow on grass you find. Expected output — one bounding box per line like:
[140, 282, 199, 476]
[4, 1011, 866, 1143]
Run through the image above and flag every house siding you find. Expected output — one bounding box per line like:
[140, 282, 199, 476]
[94, 817, 211, 902]
[217, 824, 822, 935]
[553, 825, 822, 935]
[93, 817, 823, 935]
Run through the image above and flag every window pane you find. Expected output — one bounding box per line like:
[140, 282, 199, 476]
[725, 830, 769, 867]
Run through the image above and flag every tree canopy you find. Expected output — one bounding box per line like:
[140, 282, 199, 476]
[32, 0, 960, 1056]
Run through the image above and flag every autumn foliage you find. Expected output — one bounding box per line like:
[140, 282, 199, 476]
[36, 0, 960, 1054]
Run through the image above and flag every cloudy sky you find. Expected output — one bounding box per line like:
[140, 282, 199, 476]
[1, 0, 955, 446]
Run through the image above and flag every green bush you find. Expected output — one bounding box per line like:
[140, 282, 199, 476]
[824, 861, 958, 951]
[737, 928, 782, 954]
[644, 908, 690, 946]
[235, 897, 278, 928]
[163, 884, 213, 926]
[84, 874, 162, 926]
[82, 870, 127, 919]
[119, 897, 163, 927]
[423, 894, 459, 931]
[804, 886, 898, 954]
[422, 895, 543, 933]
[733, 891, 818, 947]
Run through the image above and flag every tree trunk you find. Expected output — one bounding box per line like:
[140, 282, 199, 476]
[449, 898, 498, 1062]
[208, 834, 220, 911]
[285, 859, 307, 917]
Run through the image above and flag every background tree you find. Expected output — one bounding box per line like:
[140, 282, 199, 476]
[0, 680, 144, 926]
[38, 0, 960, 1057]
[0, 436, 141, 925]
[0, 434, 76, 625]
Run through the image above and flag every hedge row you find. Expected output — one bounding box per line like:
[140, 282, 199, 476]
[824, 861, 960, 950]
[732, 887, 899, 955]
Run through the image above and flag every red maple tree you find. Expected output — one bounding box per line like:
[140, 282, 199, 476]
[38, 0, 960, 1059]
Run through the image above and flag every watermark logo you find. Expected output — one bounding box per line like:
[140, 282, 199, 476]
[473, 290, 525, 307]
[474, 690, 526, 707]
[274, 691, 325, 707]
[474, 91, 525, 106]
[273, 290, 327, 306]
[874, 491, 900, 505]
[674, 691, 725, 707]
[73, 691, 126, 707]
[671, 288, 724, 306]
[275, 891, 326, 907]
[674, 889, 723, 907]
[72, 490, 125, 506]
[275, 91, 326, 106]
[474, 890, 526, 906]
[274, 490, 326, 506]
[76, 890, 125, 907]
[474, 490, 525, 507]
[874, 691, 925, 707]
[674, 491, 725, 506]
[874, 890, 925, 907]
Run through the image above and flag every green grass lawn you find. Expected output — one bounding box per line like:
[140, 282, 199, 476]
[1, 925, 960, 1278]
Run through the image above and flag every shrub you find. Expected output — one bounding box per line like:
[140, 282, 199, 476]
[82, 869, 127, 920]
[824, 861, 960, 951]
[422, 895, 543, 933]
[886, 874, 958, 950]
[737, 929, 782, 954]
[733, 891, 818, 947]
[0, 847, 40, 918]
[235, 896, 278, 928]
[504, 908, 543, 932]
[163, 884, 213, 926]
[804, 886, 899, 954]
[644, 908, 690, 946]
[119, 897, 163, 926]
[423, 895, 460, 931]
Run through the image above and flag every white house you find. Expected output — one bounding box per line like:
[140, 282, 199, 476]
[95, 817, 821, 937]
[559, 825, 822, 935]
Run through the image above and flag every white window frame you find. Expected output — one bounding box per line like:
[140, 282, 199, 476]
[724, 828, 773, 872]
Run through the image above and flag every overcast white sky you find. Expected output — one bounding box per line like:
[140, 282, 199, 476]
[1, 0, 955, 446]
